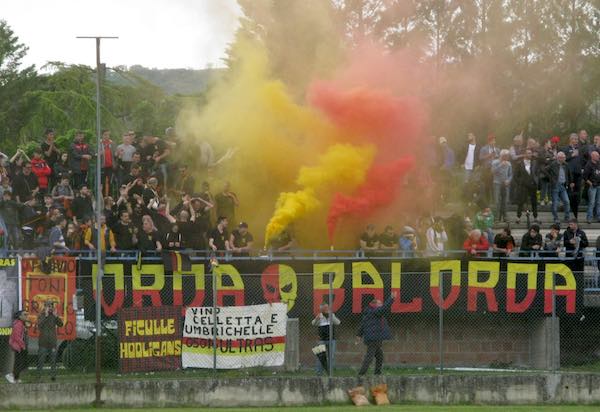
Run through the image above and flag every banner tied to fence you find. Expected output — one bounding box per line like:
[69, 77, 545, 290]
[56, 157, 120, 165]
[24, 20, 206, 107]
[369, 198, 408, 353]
[182, 303, 287, 369]
[80, 257, 584, 319]
[21, 257, 76, 340]
[0, 258, 19, 330]
[118, 306, 182, 373]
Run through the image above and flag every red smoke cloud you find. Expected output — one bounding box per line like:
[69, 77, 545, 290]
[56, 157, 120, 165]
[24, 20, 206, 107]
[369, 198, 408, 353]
[326, 156, 415, 242]
[307, 83, 424, 155]
[307, 42, 430, 243]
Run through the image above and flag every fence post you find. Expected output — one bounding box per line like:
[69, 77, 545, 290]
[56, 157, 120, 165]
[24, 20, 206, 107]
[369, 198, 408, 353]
[551, 270, 556, 373]
[212, 266, 217, 374]
[328, 271, 333, 378]
[438, 270, 444, 376]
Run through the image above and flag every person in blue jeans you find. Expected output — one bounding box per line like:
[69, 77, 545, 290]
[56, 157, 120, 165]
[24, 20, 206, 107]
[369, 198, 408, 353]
[356, 292, 397, 376]
[583, 151, 600, 223]
[491, 150, 512, 222]
[311, 303, 340, 374]
[548, 152, 573, 223]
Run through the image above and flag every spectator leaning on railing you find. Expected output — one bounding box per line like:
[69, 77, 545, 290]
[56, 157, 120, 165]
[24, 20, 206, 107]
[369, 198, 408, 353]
[543, 223, 563, 257]
[463, 229, 489, 256]
[519, 224, 543, 257]
[563, 219, 588, 258]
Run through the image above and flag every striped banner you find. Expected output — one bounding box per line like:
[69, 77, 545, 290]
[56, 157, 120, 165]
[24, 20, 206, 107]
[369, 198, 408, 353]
[182, 303, 287, 369]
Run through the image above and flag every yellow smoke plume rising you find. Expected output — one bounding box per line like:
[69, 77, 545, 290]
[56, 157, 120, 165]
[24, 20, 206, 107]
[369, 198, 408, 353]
[176, 38, 356, 247]
[264, 143, 374, 246]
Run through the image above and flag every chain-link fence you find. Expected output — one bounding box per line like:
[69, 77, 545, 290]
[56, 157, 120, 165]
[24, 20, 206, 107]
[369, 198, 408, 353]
[1, 251, 599, 392]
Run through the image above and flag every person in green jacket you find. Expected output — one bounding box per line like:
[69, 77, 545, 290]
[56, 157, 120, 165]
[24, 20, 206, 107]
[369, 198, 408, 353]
[474, 207, 495, 244]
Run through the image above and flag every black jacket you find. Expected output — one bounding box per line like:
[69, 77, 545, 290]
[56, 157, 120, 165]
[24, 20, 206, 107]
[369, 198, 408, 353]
[520, 232, 543, 256]
[547, 161, 573, 187]
[583, 161, 600, 187]
[562, 145, 583, 176]
[459, 143, 479, 169]
[357, 297, 393, 343]
[563, 228, 588, 258]
[514, 159, 538, 190]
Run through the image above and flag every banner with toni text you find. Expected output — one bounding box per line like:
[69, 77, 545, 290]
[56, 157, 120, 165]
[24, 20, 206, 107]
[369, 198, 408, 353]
[118, 305, 182, 373]
[182, 303, 287, 369]
[21, 257, 76, 340]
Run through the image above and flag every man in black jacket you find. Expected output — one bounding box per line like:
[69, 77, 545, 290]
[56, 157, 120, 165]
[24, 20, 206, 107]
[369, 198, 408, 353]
[583, 151, 600, 223]
[520, 224, 543, 257]
[460, 132, 479, 182]
[37, 301, 63, 381]
[563, 219, 588, 258]
[514, 149, 539, 224]
[12, 162, 39, 202]
[562, 134, 583, 218]
[355, 291, 397, 376]
[547, 152, 573, 223]
[71, 185, 94, 224]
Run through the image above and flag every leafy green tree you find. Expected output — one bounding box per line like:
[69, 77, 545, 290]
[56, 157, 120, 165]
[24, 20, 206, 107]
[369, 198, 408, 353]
[0, 20, 38, 151]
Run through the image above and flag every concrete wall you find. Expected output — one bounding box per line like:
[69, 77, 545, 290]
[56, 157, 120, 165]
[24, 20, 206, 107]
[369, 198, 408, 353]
[2, 374, 600, 409]
[296, 315, 550, 370]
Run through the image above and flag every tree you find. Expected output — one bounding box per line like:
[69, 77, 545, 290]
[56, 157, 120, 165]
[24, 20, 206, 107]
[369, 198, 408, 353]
[0, 20, 38, 150]
[228, 0, 344, 97]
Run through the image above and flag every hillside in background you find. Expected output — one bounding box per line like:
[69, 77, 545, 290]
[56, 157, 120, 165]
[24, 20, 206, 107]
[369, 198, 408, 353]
[111, 65, 224, 95]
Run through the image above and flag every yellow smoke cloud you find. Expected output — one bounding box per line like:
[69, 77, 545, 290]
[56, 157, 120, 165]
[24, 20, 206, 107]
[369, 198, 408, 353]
[264, 143, 374, 246]
[176, 38, 359, 247]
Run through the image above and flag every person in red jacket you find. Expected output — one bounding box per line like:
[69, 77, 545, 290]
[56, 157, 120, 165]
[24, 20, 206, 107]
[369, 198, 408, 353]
[463, 229, 490, 256]
[5, 310, 29, 384]
[31, 149, 52, 194]
[100, 129, 116, 197]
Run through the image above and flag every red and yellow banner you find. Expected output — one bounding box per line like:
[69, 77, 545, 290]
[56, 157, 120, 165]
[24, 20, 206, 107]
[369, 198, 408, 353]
[21, 257, 77, 340]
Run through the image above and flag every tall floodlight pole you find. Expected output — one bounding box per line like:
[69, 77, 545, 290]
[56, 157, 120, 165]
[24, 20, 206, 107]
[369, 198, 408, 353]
[76, 35, 117, 406]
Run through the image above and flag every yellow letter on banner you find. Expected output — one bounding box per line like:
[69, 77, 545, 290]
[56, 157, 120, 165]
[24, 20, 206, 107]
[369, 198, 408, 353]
[313, 263, 344, 314]
[544, 263, 577, 314]
[213, 264, 245, 306]
[429, 260, 461, 309]
[352, 261, 383, 313]
[467, 261, 499, 312]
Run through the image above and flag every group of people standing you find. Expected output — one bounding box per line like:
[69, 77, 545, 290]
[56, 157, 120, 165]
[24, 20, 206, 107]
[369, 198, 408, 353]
[5, 301, 62, 383]
[453, 129, 600, 224]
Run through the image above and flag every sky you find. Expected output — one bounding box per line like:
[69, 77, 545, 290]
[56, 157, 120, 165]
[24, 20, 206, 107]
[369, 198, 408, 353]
[2, 0, 242, 70]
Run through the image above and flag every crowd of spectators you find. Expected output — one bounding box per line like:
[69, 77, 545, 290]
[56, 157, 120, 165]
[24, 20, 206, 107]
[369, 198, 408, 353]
[2, 127, 599, 258]
[0, 128, 257, 255]
[358, 129, 600, 258]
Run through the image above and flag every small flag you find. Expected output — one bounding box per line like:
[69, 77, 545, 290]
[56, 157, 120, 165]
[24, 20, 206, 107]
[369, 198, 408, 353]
[162, 251, 192, 272]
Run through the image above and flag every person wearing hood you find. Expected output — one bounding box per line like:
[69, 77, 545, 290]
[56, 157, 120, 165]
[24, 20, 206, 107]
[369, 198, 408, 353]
[355, 292, 397, 376]
[399, 226, 418, 256]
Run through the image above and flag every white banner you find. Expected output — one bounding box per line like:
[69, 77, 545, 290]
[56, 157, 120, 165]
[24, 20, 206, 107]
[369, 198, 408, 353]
[182, 303, 287, 369]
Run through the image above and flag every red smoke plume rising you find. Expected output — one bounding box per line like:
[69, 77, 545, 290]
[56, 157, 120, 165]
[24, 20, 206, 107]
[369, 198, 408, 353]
[307, 83, 424, 155]
[306, 42, 430, 244]
[326, 156, 415, 242]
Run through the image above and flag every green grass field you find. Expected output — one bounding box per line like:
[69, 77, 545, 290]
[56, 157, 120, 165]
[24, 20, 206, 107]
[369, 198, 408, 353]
[17, 406, 600, 412]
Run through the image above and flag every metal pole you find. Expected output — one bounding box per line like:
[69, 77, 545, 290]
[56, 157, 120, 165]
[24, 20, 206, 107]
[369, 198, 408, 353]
[551, 271, 556, 373]
[439, 272, 444, 375]
[76, 35, 117, 407]
[328, 271, 333, 378]
[94, 36, 103, 407]
[212, 268, 218, 373]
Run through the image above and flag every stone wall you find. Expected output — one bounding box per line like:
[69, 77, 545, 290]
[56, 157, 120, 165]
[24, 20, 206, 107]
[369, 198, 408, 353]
[2, 374, 600, 408]
[296, 315, 541, 370]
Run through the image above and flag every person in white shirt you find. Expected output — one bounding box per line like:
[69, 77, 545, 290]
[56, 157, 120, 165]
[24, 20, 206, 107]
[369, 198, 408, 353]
[425, 217, 448, 256]
[462, 132, 479, 183]
[311, 303, 341, 374]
